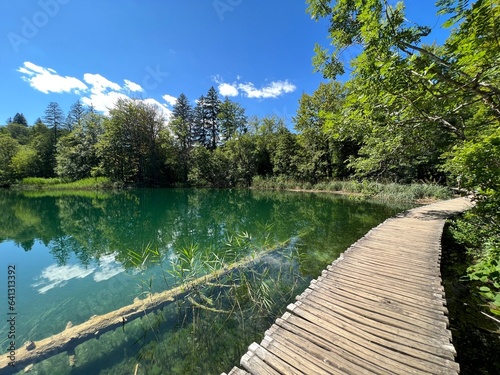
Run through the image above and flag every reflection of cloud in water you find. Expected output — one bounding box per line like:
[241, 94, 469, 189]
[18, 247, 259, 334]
[33, 253, 125, 294]
[33, 264, 96, 294]
[94, 254, 125, 282]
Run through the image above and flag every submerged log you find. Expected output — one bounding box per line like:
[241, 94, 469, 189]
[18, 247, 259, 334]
[0, 246, 283, 374]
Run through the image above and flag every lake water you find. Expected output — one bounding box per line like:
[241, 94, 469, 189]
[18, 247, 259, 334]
[0, 189, 410, 374]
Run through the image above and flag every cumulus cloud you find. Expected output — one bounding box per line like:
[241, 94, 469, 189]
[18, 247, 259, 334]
[214, 75, 296, 99]
[238, 80, 296, 99]
[81, 90, 129, 114]
[18, 62, 176, 117]
[124, 79, 144, 93]
[18, 61, 88, 94]
[218, 83, 239, 97]
[162, 94, 177, 107]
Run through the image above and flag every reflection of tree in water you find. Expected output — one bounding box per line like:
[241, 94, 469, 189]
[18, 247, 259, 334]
[0, 189, 407, 271]
[0, 191, 64, 250]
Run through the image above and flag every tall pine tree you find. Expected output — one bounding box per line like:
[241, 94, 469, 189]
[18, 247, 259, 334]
[205, 87, 222, 150]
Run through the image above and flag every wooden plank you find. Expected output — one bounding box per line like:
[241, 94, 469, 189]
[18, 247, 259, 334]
[297, 288, 451, 342]
[340, 254, 444, 279]
[334, 258, 445, 291]
[260, 335, 334, 375]
[288, 302, 458, 374]
[240, 348, 281, 375]
[273, 316, 395, 375]
[277, 311, 455, 371]
[307, 280, 449, 329]
[327, 260, 442, 288]
[309, 279, 448, 326]
[320, 269, 448, 309]
[287, 303, 437, 375]
[289, 299, 454, 355]
[246, 343, 303, 375]
[316, 274, 448, 316]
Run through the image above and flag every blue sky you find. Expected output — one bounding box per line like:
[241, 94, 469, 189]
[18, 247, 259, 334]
[0, 0, 451, 127]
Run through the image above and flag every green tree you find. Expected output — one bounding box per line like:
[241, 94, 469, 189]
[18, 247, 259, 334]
[170, 93, 194, 182]
[56, 112, 105, 180]
[4, 123, 31, 145]
[218, 97, 247, 143]
[97, 98, 166, 184]
[222, 133, 259, 186]
[29, 119, 54, 177]
[12, 113, 28, 126]
[192, 88, 222, 150]
[10, 145, 38, 178]
[65, 99, 86, 132]
[294, 81, 352, 181]
[205, 87, 222, 150]
[44, 101, 65, 141]
[43, 102, 65, 173]
[193, 95, 208, 147]
[271, 127, 299, 178]
[307, 0, 499, 181]
[0, 133, 19, 184]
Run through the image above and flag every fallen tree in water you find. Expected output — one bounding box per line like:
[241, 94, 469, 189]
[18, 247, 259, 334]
[0, 243, 286, 374]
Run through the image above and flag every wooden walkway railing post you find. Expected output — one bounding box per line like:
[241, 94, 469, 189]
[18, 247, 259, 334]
[224, 197, 473, 375]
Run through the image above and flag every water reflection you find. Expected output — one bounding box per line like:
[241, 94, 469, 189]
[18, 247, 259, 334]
[31, 253, 125, 294]
[0, 188, 410, 374]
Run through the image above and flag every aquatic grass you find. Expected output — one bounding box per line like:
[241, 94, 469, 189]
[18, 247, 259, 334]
[21, 177, 64, 185]
[18, 176, 113, 190]
[251, 176, 452, 202]
[122, 227, 306, 373]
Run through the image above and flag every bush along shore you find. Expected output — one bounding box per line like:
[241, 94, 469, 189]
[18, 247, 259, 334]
[251, 176, 453, 203]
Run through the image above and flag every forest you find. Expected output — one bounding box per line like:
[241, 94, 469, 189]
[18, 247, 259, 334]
[0, 0, 499, 311]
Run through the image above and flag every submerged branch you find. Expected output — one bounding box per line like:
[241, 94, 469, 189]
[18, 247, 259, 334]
[0, 242, 288, 374]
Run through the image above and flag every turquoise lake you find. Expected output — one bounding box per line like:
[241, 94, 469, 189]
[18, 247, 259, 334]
[0, 189, 410, 374]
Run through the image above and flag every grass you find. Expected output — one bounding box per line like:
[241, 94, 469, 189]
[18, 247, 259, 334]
[251, 176, 453, 202]
[18, 177, 113, 190]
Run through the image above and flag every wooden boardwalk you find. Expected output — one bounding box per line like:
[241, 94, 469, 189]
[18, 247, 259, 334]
[223, 197, 473, 375]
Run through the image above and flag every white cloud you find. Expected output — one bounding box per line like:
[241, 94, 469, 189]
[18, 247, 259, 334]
[18, 61, 88, 94]
[124, 79, 144, 93]
[214, 75, 296, 99]
[238, 80, 296, 99]
[18, 62, 176, 117]
[83, 73, 121, 92]
[81, 90, 129, 114]
[162, 94, 177, 107]
[218, 83, 239, 97]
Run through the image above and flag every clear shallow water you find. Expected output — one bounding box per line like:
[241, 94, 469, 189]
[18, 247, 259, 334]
[0, 189, 410, 374]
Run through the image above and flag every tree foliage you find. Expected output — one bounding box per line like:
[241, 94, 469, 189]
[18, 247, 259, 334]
[307, 0, 500, 309]
[98, 98, 167, 184]
[56, 112, 105, 180]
